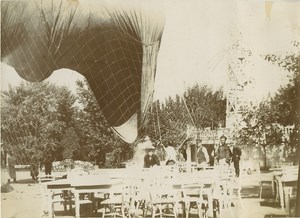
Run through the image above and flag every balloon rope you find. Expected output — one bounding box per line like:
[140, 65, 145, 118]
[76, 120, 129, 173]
[155, 101, 162, 142]
[182, 95, 196, 127]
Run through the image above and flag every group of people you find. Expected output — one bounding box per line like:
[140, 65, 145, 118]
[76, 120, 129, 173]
[143, 135, 242, 177]
[6, 154, 53, 183]
[213, 135, 242, 177]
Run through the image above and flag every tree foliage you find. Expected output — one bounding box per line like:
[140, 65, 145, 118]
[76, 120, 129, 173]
[238, 102, 283, 146]
[265, 42, 300, 150]
[237, 42, 300, 167]
[184, 85, 226, 129]
[1, 82, 76, 164]
[74, 80, 132, 166]
[144, 84, 226, 147]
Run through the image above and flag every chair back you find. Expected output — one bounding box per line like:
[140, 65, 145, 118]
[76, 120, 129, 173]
[148, 177, 177, 203]
[181, 183, 204, 200]
[281, 165, 298, 182]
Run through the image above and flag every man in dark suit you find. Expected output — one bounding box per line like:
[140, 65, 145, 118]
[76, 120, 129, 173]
[229, 143, 242, 177]
[216, 135, 231, 165]
[144, 144, 160, 168]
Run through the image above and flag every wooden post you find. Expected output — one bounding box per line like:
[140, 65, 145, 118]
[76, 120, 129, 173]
[191, 144, 197, 162]
[295, 146, 300, 216]
[186, 144, 191, 172]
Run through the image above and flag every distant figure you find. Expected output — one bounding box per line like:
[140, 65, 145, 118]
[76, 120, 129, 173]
[161, 140, 177, 165]
[179, 143, 188, 161]
[144, 143, 160, 168]
[278, 142, 286, 163]
[196, 139, 209, 165]
[229, 143, 242, 177]
[30, 163, 39, 182]
[44, 154, 53, 177]
[7, 154, 16, 183]
[178, 137, 192, 162]
[216, 135, 231, 165]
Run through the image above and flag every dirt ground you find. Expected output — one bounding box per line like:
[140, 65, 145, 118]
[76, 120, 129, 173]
[0, 168, 295, 218]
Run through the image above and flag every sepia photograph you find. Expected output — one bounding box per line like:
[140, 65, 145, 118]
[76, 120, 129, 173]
[1, 0, 299, 217]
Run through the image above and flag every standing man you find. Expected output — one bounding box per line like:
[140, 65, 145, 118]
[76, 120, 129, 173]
[196, 138, 210, 165]
[44, 154, 53, 178]
[178, 137, 193, 162]
[216, 135, 231, 165]
[230, 143, 242, 177]
[7, 154, 16, 183]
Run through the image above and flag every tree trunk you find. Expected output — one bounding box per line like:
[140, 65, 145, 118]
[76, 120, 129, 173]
[263, 145, 267, 170]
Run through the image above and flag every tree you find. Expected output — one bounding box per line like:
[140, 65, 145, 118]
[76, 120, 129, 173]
[60, 127, 80, 160]
[264, 41, 300, 216]
[265, 42, 300, 162]
[74, 80, 131, 166]
[144, 84, 226, 148]
[238, 101, 283, 169]
[1, 82, 76, 165]
[184, 84, 226, 129]
[237, 41, 300, 169]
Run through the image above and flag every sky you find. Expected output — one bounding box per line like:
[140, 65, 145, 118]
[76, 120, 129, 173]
[1, 0, 299, 103]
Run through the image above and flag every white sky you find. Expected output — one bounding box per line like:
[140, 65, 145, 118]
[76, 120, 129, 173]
[1, 0, 299, 103]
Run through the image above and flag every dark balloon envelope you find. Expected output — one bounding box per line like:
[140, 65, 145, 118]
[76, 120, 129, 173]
[1, 0, 165, 143]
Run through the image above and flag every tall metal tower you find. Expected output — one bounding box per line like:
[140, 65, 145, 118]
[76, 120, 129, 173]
[226, 43, 254, 133]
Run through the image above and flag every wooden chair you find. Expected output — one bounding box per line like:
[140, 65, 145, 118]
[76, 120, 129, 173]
[39, 176, 74, 217]
[148, 178, 179, 218]
[227, 177, 244, 208]
[100, 179, 136, 218]
[68, 169, 95, 217]
[256, 163, 277, 199]
[275, 165, 298, 210]
[212, 165, 235, 217]
[188, 168, 216, 217]
[181, 183, 207, 218]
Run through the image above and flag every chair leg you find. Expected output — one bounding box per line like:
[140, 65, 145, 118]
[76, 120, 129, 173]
[173, 202, 178, 218]
[271, 180, 275, 197]
[185, 203, 190, 218]
[121, 204, 126, 218]
[102, 206, 106, 218]
[143, 206, 147, 217]
[203, 204, 208, 218]
[238, 189, 244, 208]
[63, 201, 67, 212]
[144, 201, 151, 218]
[274, 180, 279, 200]
[152, 204, 156, 218]
[51, 202, 55, 218]
[197, 202, 202, 218]
[158, 204, 163, 218]
[259, 182, 263, 199]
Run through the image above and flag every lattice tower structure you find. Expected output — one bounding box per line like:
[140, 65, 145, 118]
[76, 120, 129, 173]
[226, 45, 255, 133]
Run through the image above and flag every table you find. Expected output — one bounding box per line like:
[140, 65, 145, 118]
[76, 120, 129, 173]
[45, 176, 123, 217]
[275, 174, 297, 210]
[271, 166, 297, 208]
[72, 177, 123, 217]
[44, 168, 228, 218]
[42, 179, 74, 216]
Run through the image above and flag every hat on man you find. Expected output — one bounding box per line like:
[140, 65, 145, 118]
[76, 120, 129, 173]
[220, 135, 227, 140]
[145, 145, 155, 150]
[139, 136, 155, 150]
[144, 141, 155, 150]
[196, 138, 202, 143]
